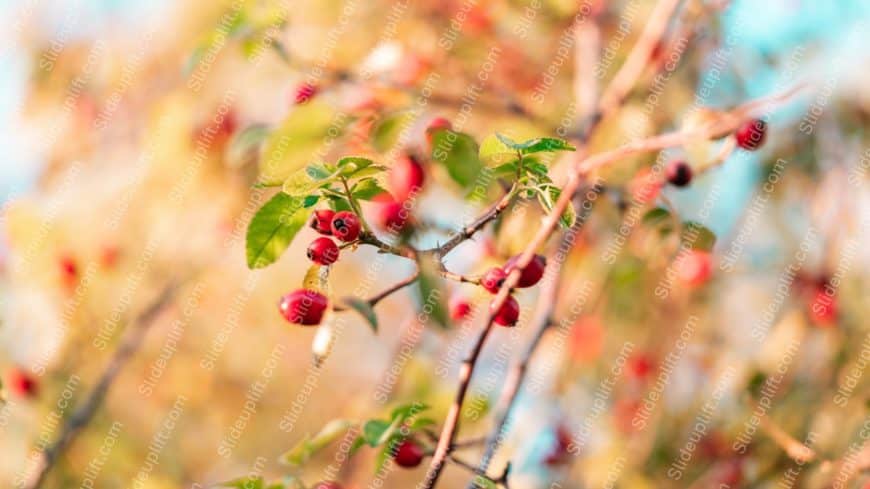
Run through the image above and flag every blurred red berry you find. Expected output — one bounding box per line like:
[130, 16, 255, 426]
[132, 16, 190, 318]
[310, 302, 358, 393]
[491, 295, 520, 326]
[481, 267, 507, 294]
[629, 168, 662, 204]
[393, 439, 425, 468]
[294, 82, 319, 104]
[376, 200, 409, 232]
[678, 250, 712, 287]
[100, 245, 119, 269]
[6, 367, 37, 398]
[505, 254, 546, 288]
[279, 289, 329, 325]
[735, 119, 767, 151]
[449, 297, 472, 321]
[389, 154, 425, 203]
[665, 160, 692, 187]
[59, 255, 78, 287]
[331, 211, 361, 242]
[627, 353, 655, 380]
[808, 287, 837, 326]
[307, 237, 340, 266]
[310, 209, 336, 235]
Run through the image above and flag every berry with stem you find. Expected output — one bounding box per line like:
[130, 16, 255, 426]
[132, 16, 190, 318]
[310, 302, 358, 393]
[307, 237, 340, 266]
[735, 118, 767, 150]
[279, 290, 329, 325]
[491, 295, 520, 326]
[481, 267, 507, 294]
[310, 209, 336, 235]
[331, 211, 361, 242]
[394, 439, 425, 468]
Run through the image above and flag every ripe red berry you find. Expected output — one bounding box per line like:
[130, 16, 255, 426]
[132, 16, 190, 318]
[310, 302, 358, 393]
[294, 82, 318, 104]
[313, 482, 342, 489]
[480, 267, 507, 293]
[59, 255, 78, 288]
[279, 289, 329, 325]
[627, 353, 655, 380]
[735, 118, 767, 150]
[389, 154, 425, 203]
[6, 367, 37, 398]
[307, 237, 340, 265]
[331, 211, 361, 242]
[678, 250, 712, 287]
[377, 200, 409, 232]
[505, 254, 546, 288]
[310, 209, 336, 235]
[393, 439, 425, 468]
[449, 297, 472, 321]
[808, 287, 837, 326]
[665, 160, 692, 187]
[425, 117, 452, 146]
[491, 295, 520, 326]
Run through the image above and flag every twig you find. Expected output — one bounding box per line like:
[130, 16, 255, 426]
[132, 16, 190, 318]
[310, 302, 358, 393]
[24, 282, 181, 489]
[428, 184, 518, 259]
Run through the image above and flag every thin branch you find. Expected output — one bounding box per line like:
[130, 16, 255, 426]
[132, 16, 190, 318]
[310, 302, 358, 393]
[429, 184, 518, 259]
[25, 281, 181, 489]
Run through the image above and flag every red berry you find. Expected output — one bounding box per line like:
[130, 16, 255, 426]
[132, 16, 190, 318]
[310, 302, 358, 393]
[678, 250, 712, 287]
[627, 353, 655, 380]
[389, 154, 425, 203]
[310, 209, 336, 235]
[59, 255, 78, 288]
[331, 211, 361, 242]
[377, 200, 409, 232]
[505, 254, 546, 288]
[313, 482, 342, 489]
[491, 295, 520, 326]
[279, 289, 329, 325]
[425, 117, 452, 146]
[480, 267, 507, 294]
[7, 367, 37, 398]
[294, 83, 318, 104]
[808, 287, 837, 326]
[665, 160, 692, 187]
[307, 237, 340, 265]
[629, 167, 662, 204]
[735, 118, 767, 150]
[449, 297, 472, 321]
[393, 439, 425, 468]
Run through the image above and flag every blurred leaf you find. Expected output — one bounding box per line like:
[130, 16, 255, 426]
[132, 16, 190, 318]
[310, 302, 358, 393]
[246, 193, 310, 269]
[349, 435, 367, 457]
[680, 221, 716, 251]
[227, 124, 270, 168]
[218, 476, 283, 489]
[491, 162, 518, 178]
[471, 476, 497, 489]
[303, 195, 320, 208]
[642, 207, 671, 226]
[479, 134, 517, 166]
[280, 419, 354, 467]
[260, 101, 343, 182]
[390, 402, 429, 423]
[351, 178, 388, 201]
[372, 112, 414, 152]
[431, 131, 484, 188]
[340, 296, 378, 332]
[363, 419, 392, 447]
[523, 159, 549, 177]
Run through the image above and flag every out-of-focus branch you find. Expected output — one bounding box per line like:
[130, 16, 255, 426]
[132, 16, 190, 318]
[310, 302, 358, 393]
[25, 282, 181, 489]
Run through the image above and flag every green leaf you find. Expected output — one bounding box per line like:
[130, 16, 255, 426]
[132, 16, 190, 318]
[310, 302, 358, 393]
[680, 221, 716, 251]
[346, 164, 388, 179]
[479, 134, 517, 166]
[349, 435, 367, 457]
[246, 193, 310, 269]
[390, 402, 429, 423]
[218, 476, 265, 489]
[471, 476, 497, 489]
[523, 159, 549, 178]
[227, 124, 270, 168]
[303, 195, 320, 208]
[496, 132, 521, 149]
[362, 419, 392, 447]
[642, 207, 671, 226]
[340, 297, 378, 332]
[337, 156, 375, 175]
[302, 264, 330, 295]
[280, 419, 354, 467]
[431, 131, 484, 189]
[490, 162, 518, 178]
[518, 137, 575, 155]
[351, 178, 388, 201]
[282, 164, 336, 196]
[372, 112, 415, 152]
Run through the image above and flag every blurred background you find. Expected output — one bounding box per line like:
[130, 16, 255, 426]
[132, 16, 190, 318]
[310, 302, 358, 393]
[1, 0, 870, 488]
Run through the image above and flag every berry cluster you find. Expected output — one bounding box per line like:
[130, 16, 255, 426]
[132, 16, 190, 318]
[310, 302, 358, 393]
[480, 254, 547, 327]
